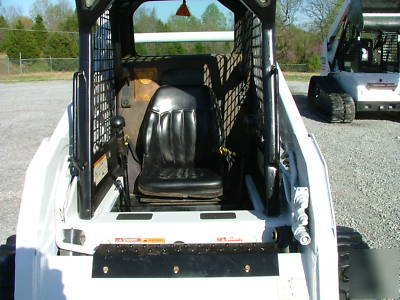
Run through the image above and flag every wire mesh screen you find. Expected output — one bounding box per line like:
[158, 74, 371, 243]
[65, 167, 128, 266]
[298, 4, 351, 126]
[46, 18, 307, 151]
[251, 15, 264, 144]
[221, 12, 252, 138]
[381, 33, 399, 71]
[92, 10, 115, 154]
[201, 13, 253, 140]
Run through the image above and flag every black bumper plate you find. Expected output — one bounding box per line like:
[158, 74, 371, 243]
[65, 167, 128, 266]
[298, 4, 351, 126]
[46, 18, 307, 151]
[92, 243, 279, 278]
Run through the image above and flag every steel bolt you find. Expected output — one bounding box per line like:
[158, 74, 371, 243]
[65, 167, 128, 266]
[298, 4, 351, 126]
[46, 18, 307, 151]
[244, 265, 251, 273]
[173, 265, 180, 274]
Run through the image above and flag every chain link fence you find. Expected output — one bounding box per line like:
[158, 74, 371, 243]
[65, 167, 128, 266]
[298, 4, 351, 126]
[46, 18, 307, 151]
[0, 57, 78, 76]
[0, 58, 309, 76]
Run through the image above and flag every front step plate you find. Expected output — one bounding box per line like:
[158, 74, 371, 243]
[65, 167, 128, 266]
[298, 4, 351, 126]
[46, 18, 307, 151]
[92, 243, 279, 278]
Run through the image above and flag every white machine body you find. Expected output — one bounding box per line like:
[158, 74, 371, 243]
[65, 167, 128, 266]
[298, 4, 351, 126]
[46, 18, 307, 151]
[333, 72, 400, 104]
[13, 5, 341, 295]
[14, 66, 339, 299]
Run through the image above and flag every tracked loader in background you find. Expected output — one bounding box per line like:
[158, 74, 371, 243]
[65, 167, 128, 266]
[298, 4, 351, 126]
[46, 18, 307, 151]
[309, 0, 400, 123]
[0, 0, 383, 299]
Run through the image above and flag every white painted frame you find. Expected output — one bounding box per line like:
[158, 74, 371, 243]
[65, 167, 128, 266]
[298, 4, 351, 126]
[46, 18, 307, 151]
[14, 33, 339, 300]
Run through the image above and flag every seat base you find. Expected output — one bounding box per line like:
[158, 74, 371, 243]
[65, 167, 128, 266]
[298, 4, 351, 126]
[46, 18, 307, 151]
[138, 197, 221, 204]
[137, 167, 223, 200]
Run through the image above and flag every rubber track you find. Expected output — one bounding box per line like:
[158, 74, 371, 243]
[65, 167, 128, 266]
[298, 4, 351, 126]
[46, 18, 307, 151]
[0, 237, 15, 300]
[309, 76, 355, 123]
[337, 226, 369, 300]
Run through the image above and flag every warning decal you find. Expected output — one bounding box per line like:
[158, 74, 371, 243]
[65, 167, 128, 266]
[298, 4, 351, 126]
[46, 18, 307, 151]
[93, 153, 108, 186]
[216, 237, 243, 242]
[115, 237, 166, 244]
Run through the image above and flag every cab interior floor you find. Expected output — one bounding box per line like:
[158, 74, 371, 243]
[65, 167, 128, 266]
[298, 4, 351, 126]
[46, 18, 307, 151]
[112, 185, 253, 212]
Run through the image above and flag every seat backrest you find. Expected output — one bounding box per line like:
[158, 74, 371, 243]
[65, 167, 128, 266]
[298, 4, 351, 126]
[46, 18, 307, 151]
[137, 85, 222, 168]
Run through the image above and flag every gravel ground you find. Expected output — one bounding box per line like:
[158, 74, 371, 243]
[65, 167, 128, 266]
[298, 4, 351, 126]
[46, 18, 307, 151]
[289, 81, 400, 249]
[0, 80, 399, 250]
[0, 80, 72, 244]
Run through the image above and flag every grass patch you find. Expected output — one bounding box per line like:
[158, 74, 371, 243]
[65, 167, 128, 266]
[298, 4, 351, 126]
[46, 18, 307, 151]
[0, 72, 74, 82]
[282, 72, 318, 82]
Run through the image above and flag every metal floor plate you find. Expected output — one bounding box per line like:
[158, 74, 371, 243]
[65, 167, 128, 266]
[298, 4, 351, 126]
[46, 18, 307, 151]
[92, 243, 279, 278]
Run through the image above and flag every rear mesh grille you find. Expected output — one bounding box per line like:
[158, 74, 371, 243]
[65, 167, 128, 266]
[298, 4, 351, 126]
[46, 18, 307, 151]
[92, 10, 115, 155]
[252, 15, 264, 145]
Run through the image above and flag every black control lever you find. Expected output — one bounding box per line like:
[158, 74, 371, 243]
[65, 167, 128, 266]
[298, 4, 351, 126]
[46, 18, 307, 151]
[111, 115, 130, 210]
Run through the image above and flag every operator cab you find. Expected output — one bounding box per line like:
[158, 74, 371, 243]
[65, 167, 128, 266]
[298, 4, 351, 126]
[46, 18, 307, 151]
[72, 0, 280, 216]
[333, 1, 400, 74]
[339, 31, 399, 73]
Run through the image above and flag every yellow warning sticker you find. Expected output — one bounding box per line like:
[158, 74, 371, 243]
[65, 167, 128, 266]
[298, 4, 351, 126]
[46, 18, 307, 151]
[141, 238, 165, 243]
[93, 154, 108, 186]
[115, 237, 166, 244]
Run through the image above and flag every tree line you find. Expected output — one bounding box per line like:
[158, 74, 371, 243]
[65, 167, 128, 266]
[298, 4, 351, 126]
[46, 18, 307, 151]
[0, 0, 345, 72]
[134, 4, 233, 56]
[0, 0, 78, 59]
[276, 0, 345, 71]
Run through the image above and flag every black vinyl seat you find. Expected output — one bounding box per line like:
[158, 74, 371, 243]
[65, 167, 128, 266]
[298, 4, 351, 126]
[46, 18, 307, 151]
[136, 85, 224, 199]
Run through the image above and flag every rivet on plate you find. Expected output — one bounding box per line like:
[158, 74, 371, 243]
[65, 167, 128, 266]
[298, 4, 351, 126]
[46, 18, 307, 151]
[244, 265, 251, 273]
[173, 265, 180, 274]
[103, 266, 109, 274]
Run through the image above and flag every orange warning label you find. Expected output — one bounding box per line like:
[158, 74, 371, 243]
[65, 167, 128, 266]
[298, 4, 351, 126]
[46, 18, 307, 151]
[115, 237, 165, 244]
[93, 154, 108, 186]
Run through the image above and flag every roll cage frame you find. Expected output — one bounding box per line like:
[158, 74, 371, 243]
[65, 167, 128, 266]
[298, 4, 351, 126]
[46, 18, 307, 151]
[72, 0, 280, 220]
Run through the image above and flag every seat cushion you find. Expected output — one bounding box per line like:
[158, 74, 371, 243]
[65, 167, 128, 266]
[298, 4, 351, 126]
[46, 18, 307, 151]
[136, 85, 224, 200]
[138, 167, 223, 198]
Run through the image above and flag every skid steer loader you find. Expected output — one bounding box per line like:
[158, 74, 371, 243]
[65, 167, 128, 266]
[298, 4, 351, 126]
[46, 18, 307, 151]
[308, 0, 400, 123]
[0, 0, 379, 299]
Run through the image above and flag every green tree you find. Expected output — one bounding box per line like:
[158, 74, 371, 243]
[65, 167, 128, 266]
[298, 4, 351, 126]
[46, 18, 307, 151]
[134, 7, 169, 55]
[278, 0, 303, 27]
[133, 4, 232, 55]
[307, 54, 321, 72]
[201, 4, 227, 30]
[194, 42, 207, 53]
[3, 19, 40, 58]
[134, 7, 166, 33]
[326, 0, 345, 26]
[17, 16, 33, 29]
[1, 4, 23, 25]
[166, 15, 201, 32]
[0, 15, 8, 50]
[200, 4, 229, 54]
[44, 32, 78, 70]
[32, 15, 47, 55]
[0, 15, 8, 27]
[165, 15, 202, 54]
[58, 12, 78, 32]
[276, 23, 321, 66]
[45, 32, 78, 58]
[30, 0, 73, 30]
[304, 0, 345, 41]
[164, 42, 186, 55]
